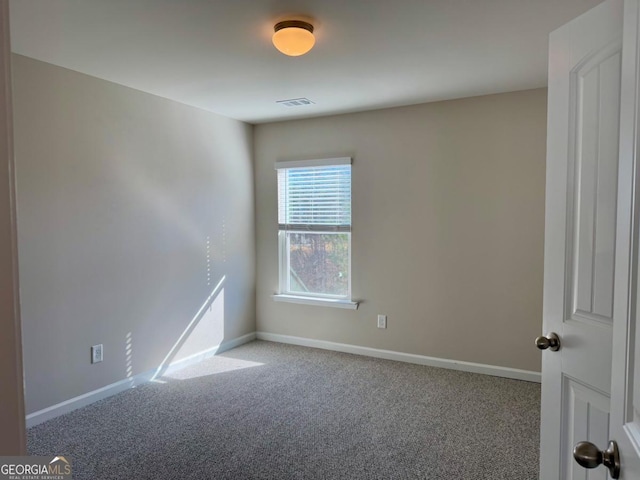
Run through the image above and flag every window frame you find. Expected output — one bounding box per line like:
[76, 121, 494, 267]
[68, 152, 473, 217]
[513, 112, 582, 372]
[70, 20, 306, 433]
[274, 157, 357, 309]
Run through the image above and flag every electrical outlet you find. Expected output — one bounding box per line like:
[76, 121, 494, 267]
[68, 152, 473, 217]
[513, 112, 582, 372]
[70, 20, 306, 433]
[377, 315, 387, 329]
[91, 344, 103, 364]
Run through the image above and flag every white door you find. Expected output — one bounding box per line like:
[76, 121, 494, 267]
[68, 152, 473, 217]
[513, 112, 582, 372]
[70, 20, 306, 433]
[540, 0, 623, 478]
[609, 0, 640, 477]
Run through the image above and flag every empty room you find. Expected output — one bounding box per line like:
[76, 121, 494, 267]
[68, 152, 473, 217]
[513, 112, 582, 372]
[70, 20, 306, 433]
[2, 0, 640, 478]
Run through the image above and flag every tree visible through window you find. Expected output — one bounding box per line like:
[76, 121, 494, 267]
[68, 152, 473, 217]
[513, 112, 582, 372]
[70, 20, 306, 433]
[276, 159, 352, 299]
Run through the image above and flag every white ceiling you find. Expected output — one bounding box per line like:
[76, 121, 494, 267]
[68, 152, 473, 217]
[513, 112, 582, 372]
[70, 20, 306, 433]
[9, 0, 601, 124]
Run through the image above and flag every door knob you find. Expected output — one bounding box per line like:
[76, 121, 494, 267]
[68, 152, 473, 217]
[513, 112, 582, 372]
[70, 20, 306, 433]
[573, 440, 620, 478]
[535, 332, 560, 351]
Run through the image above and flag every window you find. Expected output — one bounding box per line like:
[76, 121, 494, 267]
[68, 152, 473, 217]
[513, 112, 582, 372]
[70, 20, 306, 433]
[275, 157, 355, 307]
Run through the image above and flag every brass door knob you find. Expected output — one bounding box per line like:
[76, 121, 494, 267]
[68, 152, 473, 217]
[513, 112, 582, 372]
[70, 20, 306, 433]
[573, 441, 620, 478]
[535, 332, 560, 351]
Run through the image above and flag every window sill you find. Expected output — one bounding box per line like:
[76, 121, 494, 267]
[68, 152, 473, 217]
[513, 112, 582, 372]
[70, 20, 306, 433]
[273, 294, 359, 310]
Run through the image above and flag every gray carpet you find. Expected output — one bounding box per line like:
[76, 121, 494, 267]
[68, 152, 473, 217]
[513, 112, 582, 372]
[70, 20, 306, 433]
[28, 340, 540, 479]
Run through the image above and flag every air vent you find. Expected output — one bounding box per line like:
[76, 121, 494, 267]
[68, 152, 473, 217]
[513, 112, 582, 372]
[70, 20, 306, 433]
[276, 97, 315, 107]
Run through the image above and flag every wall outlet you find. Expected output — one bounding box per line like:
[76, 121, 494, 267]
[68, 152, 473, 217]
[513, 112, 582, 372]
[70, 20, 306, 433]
[91, 344, 103, 364]
[377, 315, 387, 329]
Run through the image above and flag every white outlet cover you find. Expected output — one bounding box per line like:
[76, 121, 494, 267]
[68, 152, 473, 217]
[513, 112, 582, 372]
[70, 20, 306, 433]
[377, 315, 387, 329]
[91, 344, 103, 363]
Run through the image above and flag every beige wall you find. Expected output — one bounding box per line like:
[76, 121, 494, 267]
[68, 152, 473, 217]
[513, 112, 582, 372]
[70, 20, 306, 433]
[13, 54, 545, 417]
[13, 55, 256, 414]
[0, 0, 25, 454]
[255, 89, 546, 373]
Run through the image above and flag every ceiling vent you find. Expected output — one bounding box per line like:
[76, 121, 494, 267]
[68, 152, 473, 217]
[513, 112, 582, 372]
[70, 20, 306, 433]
[276, 97, 315, 107]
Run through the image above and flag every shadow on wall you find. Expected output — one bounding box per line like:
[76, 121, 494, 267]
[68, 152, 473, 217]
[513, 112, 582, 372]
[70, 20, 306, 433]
[116, 161, 233, 385]
[109, 275, 226, 387]
[125, 272, 260, 385]
[145, 274, 227, 382]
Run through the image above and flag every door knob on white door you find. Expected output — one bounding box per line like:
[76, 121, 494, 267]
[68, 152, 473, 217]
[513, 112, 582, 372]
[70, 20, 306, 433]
[535, 332, 560, 351]
[573, 440, 620, 478]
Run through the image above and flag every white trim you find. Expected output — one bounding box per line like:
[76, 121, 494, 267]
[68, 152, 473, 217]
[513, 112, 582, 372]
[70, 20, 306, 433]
[273, 294, 359, 310]
[25, 330, 539, 428]
[255, 332, 541, 383]
[25, 371, 155, 428]
[25, 333, 256, 427]
[274, 156, 351, 169]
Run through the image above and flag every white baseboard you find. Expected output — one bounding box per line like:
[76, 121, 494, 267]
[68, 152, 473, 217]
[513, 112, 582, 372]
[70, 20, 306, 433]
[255, 332, 541, 383]
[25, 370, 155, 428]
[26, 331, 538, 428]
[25, 332, 256, 428]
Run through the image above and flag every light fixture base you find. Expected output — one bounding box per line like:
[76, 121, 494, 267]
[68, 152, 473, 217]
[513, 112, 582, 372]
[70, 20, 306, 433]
[274, 20, 314, 34]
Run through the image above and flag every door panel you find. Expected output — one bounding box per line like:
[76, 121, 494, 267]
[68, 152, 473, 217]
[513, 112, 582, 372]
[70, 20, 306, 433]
[540, 1, 623, 478]
[571, 49, 621, 323]
[562, 376, 610, 479]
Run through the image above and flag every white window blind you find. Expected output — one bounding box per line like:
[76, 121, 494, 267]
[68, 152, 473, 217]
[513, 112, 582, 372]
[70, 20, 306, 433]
[277, 162, 351, 232]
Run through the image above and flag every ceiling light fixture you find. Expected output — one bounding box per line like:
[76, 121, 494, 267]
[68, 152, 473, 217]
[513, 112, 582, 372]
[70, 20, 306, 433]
[272, 20, 315, 57]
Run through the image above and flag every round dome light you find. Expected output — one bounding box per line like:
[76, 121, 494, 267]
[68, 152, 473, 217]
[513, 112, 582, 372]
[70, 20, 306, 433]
[272, 20, 315, 57]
